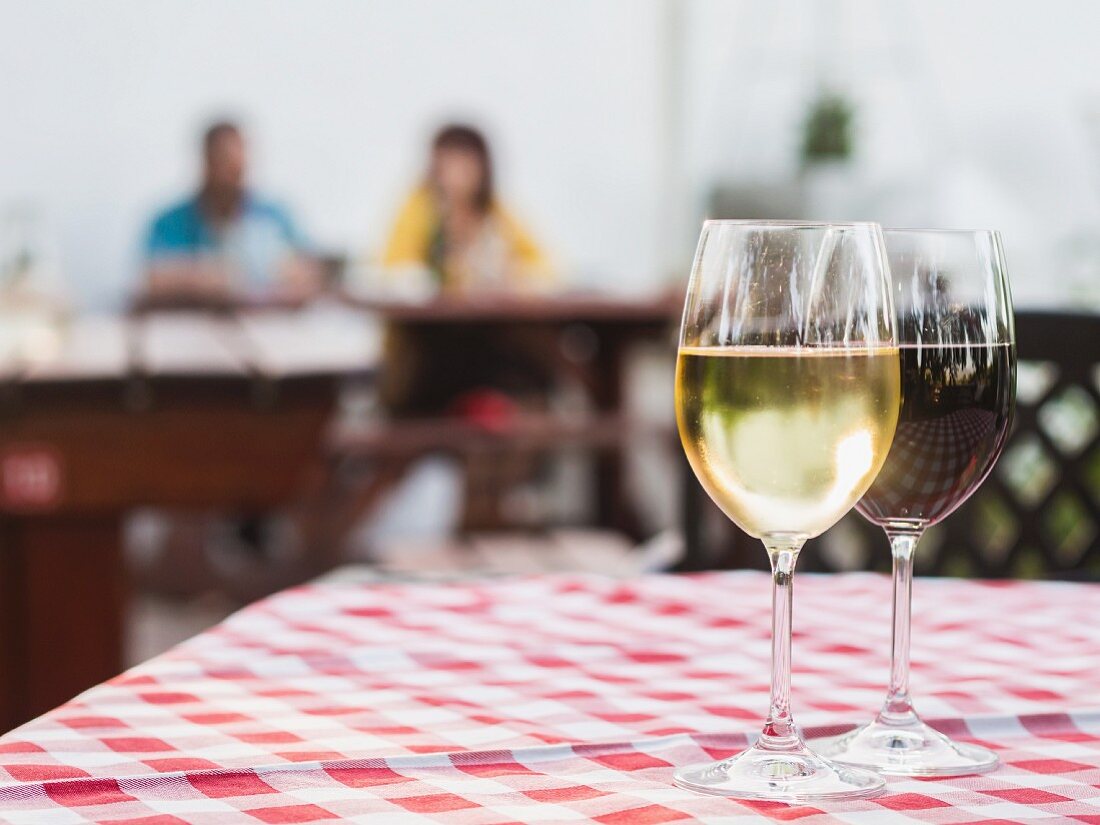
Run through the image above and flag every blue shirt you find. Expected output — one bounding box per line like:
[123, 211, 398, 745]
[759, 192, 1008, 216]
[144, 193, 308, 290]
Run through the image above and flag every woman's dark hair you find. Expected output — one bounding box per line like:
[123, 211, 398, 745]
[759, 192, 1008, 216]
[431, 123, 493, 212]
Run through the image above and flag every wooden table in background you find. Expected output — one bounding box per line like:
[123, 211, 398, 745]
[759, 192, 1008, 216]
[339, 292, 680, 536]
[0, 309, 378, 730]
[0, 292, 679, 731]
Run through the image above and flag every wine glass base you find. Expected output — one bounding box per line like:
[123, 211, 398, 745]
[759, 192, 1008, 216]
[816, 718, 999, 777]
[673, 741, 886, 802]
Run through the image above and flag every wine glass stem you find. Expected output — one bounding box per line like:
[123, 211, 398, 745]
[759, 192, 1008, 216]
[878, 530, 923, 725]
[760, 538, 805, 751]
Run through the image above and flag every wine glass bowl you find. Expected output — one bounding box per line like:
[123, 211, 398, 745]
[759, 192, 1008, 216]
[673, 221, 900, 801]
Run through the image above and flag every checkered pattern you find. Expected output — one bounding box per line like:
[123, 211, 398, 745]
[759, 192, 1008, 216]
[0, 572, 1098, 823]
[867, 409, 1001, 519]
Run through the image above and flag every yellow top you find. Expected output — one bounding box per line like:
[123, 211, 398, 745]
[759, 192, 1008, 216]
[382, 186, 552, 290]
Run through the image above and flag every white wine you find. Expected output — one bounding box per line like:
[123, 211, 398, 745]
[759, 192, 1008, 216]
[676, 346, 900, 539]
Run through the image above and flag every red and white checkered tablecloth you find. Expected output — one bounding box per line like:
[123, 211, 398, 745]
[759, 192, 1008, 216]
[1, 571, 1098, 823]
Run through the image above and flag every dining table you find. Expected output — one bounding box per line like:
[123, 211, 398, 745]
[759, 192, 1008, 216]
[0, 569, 1096, 823]
[340, 291, 680, 538]
[0, 290, 680, 734]
[0, 305, 380, 731]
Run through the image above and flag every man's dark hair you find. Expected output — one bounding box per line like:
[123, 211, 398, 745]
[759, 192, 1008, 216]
[432, 123, 493, 212]
[202, 120, 242, 154]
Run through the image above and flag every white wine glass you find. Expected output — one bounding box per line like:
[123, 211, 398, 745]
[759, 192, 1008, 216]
[817, 229, 1015, 775]
[674, 220, 900, 801]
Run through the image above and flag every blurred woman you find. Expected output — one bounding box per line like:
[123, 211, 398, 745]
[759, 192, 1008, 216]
[367, 126, 557, 551]
[383, 124, 552, 291]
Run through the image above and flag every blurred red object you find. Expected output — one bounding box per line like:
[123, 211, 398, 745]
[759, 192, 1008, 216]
[448, 388, 519, 432]
[0, 445, 63, 510]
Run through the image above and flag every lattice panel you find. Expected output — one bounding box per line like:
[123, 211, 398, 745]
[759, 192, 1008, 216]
[683, 312, 1100, 580]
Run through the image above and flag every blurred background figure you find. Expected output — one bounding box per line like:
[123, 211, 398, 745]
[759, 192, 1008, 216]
[383, 124, 552, 292]
[142, 120, 320, 306]
[371, 127, 559, 554]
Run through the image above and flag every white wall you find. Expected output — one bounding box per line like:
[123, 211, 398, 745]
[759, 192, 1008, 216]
[684, 0, 1100, 307]
[2, 0, 1100, 310]
[0, 0, 665, 309]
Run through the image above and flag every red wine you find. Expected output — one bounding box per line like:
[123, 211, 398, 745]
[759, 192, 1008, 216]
[856, 342, 1015, 529]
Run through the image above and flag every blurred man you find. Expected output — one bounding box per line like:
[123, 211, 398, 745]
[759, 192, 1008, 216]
[142, 120, 319, 303]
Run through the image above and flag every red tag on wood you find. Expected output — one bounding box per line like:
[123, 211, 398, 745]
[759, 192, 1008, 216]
[1, 446, 63, 510]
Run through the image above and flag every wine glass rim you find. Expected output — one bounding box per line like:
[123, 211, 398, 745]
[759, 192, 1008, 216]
[702, 219, 880, 229]
[883, 227, 1002, 237]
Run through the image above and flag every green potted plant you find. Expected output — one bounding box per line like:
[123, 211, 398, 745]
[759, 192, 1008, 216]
[800, 90, 857, 217]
